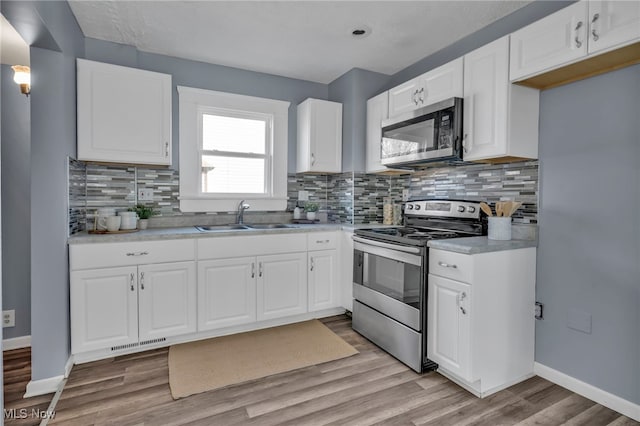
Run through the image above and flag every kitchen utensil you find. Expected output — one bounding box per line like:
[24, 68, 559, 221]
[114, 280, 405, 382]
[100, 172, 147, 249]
[496, 202, 504, 217]
[502, 201, 513, 217]
[479, 202, 493, 217]
[508, 201, 523, 217]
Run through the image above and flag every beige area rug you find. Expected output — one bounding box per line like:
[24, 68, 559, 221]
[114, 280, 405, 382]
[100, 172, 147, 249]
[168, 319, 358, 399]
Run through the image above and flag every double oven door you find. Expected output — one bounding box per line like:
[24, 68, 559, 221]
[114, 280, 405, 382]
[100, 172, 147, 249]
[351, 236, 427, 372]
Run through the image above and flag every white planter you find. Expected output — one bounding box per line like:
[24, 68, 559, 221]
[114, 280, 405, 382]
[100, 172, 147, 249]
[306, 212, 317, 221]
[138, 219, 149, 230]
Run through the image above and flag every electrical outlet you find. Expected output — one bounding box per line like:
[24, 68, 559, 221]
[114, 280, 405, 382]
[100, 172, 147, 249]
[3, 310, 15, 328]
[138, 188, 154, 201]
[298, 190, 309, 201]
[402, 189, 410, 202]
[534, 302, 543, 320]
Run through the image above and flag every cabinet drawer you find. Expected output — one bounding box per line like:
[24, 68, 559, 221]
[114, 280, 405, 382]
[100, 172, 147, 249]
[198, 233, 307, 259]
[429, 249, 473, 283]
[307, 232, 338, 250]
[70, 239, 195, 270]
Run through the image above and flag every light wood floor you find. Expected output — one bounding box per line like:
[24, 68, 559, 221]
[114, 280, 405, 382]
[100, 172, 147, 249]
[6, 316, 640, 425]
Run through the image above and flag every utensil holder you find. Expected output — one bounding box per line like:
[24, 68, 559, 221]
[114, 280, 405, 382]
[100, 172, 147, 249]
[488, 217, 512, 240]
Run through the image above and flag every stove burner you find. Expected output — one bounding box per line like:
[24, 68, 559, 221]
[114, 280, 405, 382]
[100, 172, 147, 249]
[405, 230, 461, 240]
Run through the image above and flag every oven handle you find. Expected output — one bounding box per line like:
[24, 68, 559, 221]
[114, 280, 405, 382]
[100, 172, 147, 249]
[352, 236, 421, 254]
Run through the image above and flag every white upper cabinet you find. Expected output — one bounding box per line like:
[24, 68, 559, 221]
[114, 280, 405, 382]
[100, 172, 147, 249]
[297, 98, 342, 173]
[510, 2, 588, 81]
[388, 58, 464, 117]
[510, 1, 640, 83]
[77, 59, 172, 166]
[366, 91, 399, 174]
[588, 1, 640, 54]
[463, 36, 540, 162]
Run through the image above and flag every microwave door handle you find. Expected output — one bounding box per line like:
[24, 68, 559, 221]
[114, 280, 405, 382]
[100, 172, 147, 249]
[352, 236, 421, 254]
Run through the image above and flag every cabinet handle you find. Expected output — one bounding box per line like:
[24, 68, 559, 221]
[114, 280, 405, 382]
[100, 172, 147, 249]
[457, 291, 467, 315]
[316, 239, 330, 244]
[574, 21, 584, 48]
[460, 306, 467, 315]
[311, 153, 316, 166]
[438, 261, 457, 269]
[130, 273, 135, 291]
[412, 89, 419, 106]
[251, 262, 255, 278]
[140, 272, 145, 290]
[462, 134, 468, 154]
[259, 262, 263, 277]
[418, 87, 424, 104]
[126, 251, 149, 257]
[165, 142, 169, 158]
[310, 257, 315, 271]
[591, 13, 600, 41]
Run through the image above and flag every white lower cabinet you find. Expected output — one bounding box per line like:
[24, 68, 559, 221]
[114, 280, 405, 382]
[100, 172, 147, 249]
[428, 275, 472, 382]
[428, 247, 536, 397]
[308, 250, 339, 312]
[257, 253, 308, 321]
[198, 257, 257, 331]
[71, 261, 196, 355]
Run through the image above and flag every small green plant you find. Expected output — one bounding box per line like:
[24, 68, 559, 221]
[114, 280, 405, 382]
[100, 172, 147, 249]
[134, 204, 157, 219]
[305, 202, 319, 212]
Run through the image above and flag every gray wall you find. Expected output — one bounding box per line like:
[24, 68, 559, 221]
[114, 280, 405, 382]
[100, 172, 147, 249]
[536, 65, 640, 404]
[84, 38, 328, 174]
[328, 68, 389, 172]
[1, 64, 31, 339]
[2, 0, 85, 381]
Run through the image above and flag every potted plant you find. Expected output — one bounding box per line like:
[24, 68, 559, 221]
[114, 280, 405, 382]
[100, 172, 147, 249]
[133, 204, 157, 229]
[305, 202, 319, 221]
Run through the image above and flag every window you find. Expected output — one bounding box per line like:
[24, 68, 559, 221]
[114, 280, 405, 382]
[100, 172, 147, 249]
[178, 87, 290, 212]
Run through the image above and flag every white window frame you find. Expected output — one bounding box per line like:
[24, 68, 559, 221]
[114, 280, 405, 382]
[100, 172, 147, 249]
[178, 86, 290, 212]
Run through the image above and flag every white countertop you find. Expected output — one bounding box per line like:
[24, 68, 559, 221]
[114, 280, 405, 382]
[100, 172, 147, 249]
[428, 236, 537, 254]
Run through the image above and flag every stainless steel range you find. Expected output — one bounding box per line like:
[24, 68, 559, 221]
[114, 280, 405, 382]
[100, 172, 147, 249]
[352, 199, 484, 372]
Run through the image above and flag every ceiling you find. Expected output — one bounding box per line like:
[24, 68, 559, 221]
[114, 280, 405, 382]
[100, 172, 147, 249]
[68, 1, 531, 84]
[1, 14, 29, 66]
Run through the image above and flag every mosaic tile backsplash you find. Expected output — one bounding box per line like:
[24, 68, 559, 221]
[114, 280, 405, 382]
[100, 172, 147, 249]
[68, 158, 539, 234]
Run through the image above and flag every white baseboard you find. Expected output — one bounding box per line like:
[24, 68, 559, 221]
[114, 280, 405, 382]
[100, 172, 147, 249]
[534, 362, 640, 421]
[3, 335, 31, 351]
[24, 375, 64, 398]
[64, 355, 74, 378]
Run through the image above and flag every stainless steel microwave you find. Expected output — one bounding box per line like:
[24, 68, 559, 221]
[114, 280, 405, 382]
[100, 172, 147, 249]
[381, 97, 463, 168]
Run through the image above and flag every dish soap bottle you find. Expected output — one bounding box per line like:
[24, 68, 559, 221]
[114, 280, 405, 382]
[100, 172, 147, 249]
[293, 206, 301, 220]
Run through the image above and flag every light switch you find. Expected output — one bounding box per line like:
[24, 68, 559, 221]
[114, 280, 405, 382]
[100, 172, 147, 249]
[138, 188, 154, 201]
[567, 308, 592, 334]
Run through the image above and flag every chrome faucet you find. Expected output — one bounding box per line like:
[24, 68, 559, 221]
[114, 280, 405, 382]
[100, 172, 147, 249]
[237, 200, 250, 224]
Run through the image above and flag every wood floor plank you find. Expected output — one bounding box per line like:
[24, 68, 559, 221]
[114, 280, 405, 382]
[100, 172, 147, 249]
[21, 314, 636, 426]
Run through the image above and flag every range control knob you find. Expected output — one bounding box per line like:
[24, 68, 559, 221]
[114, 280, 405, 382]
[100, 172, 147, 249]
[457, 205, 466, 213]
[467, 206, 476, 213]
[414, 205, 421, 210]
[406, 204, 414, 210]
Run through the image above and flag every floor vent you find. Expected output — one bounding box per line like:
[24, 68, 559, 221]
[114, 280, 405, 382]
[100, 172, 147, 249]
[111, 342, 140, 352]
[140, 337, 166, 346]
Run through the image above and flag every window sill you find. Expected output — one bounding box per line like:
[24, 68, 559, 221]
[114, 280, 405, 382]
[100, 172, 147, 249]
[179, 197, 287, 213]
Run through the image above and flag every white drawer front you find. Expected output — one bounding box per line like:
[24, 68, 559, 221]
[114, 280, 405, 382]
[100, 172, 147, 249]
[429, 249, 473, 283]
[307, 232, 338, 250]
[198, 233, 307, 259]
[70, 239, 195, 270]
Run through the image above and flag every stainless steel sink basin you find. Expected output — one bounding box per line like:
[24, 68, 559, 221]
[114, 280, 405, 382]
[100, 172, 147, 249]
[247, 224, 299, 229]
[195, 225, 252, 232]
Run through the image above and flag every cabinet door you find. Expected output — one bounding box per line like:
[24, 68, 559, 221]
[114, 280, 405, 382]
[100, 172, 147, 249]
[388, 76, 422, 117]
[366, 92, 389, 173]
[427, 274, 472, 381]
[71, 266, 138, 354]
[308, 250, 339, 312]
[421, 57, 464, 106]
[138, 262, 196, 341]
[297, 99, 342, 173]
[77, 59, 172, 165]
[198, 257, 257, 331]
[588, 1, 640, 54]
[257, 253, 307, 320]
[510, 2, 588, 81]
[463, 36, 510, 161]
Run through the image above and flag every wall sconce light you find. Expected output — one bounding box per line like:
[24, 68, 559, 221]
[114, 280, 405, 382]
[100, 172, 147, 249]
[11, 65, 31, 97]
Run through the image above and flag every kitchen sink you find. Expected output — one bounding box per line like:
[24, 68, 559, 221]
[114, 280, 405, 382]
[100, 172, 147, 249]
[247, 224, 299, 229]
[195, 225, 253, 232]
[195, 224, 299, 232]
